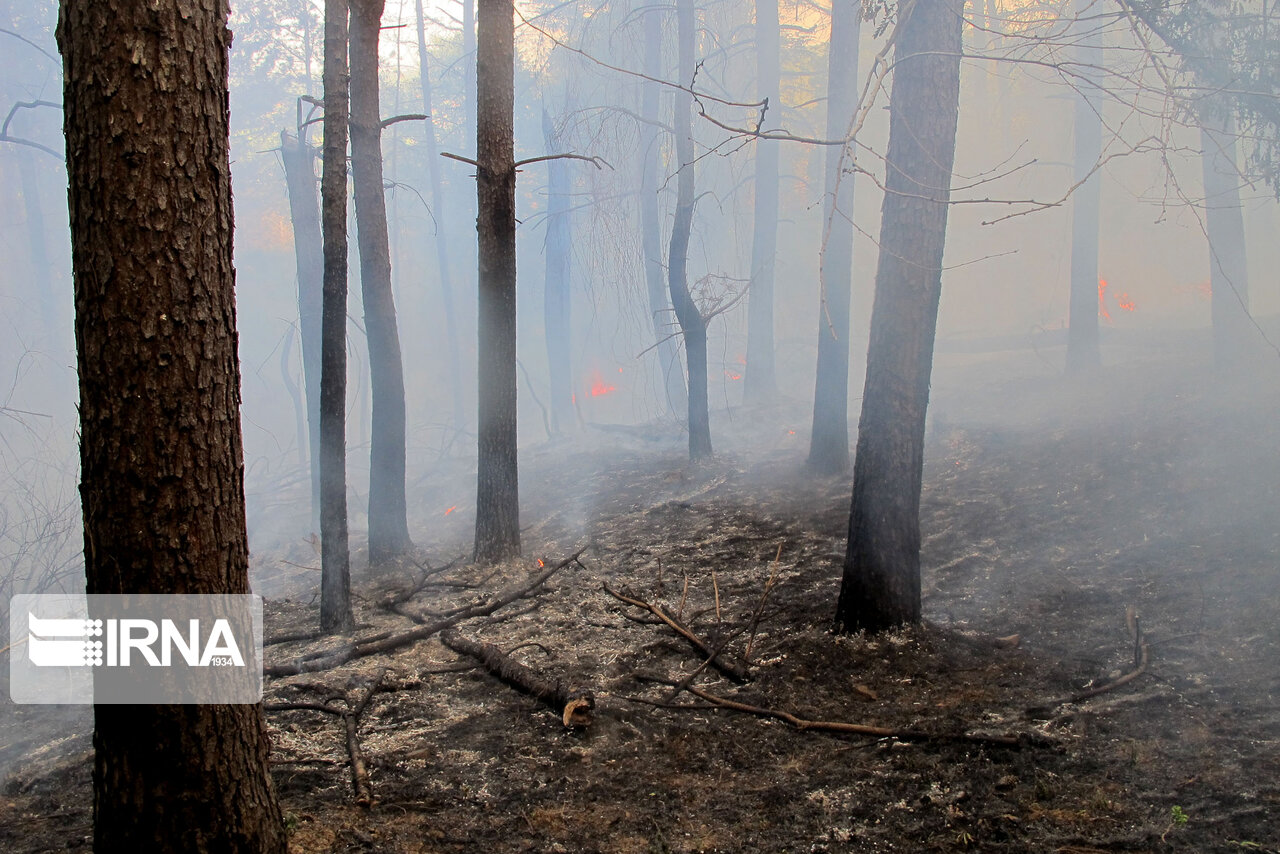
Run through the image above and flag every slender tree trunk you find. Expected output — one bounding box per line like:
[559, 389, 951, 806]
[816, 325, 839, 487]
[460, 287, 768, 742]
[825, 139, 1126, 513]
[744, 0, 780, 402]
[834, 0, 963, 634]
[1201, 113, 1252, 367]
[18, 149, 59, 346]
[414, 0, 467, 431]
[1066, 0, 1102, 373]
[670, 0, 712, 460]
[474, 0, 520, 562]
[641, 9, 688, 417]
[57, 1, 286, 849]
[806, 0, 860, 472]
[321, 0, 354, 631]
[350, 0, 413, 564]
[542, 104, 574, 433]
[281, 130, 324, 531]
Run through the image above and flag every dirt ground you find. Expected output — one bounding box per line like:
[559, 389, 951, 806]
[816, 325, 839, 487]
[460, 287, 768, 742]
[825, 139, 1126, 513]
[2, 345, 1279, 853]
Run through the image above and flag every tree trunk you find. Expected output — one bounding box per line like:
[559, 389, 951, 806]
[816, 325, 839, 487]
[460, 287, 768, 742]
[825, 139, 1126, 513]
[18, 149, 59, 347]
[641, 9, 688, 417]
[542, 104, 574, 434]
[1201, 113, 1252, 367]
[320, 0, 354, 631]
[834, 0, 963, 634]
[670, 0, 712, 460]
[351, 0, 413, 565]
[280, 130, 324, 532]
[1066, 0, 1102, 373]
[806, 0, 861, 473]
[57, 1, 286, 850]
[414, 0, 467, 431]
[744, 0, 780, 402]
[474, 0, 520, 562]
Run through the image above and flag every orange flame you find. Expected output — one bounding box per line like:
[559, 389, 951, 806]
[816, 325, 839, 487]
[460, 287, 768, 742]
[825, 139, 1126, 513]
[587, 369, 615, 397]
[1098, 278, 1111, 320]
[444, 505, 456, 516]
[537, 559, 545, 568]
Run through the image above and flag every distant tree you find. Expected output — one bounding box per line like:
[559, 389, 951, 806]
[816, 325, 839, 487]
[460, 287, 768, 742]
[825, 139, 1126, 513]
[320, 0, 354, 631]
[744, 0, 780, 402]
[806, 0, 861, 473]
[473, 0, 521, 562]
[640, 8, 688, 418]
[350, 0, 413, 564]
[542, 102, 575, 434]
[1066, 0, 1103, 373]
[670, 0, 713, 460]
[57, 0, 287, 848]
[834, 0, 963, 634]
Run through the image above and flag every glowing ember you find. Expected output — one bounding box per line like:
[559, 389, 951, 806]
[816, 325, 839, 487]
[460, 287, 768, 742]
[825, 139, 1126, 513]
[587, 369, 615, 397]
[1098, 277, 1136, 319]
[725, 371, 742, 381]
[537, 559, 545, 568]
[444, 505, 456, 516]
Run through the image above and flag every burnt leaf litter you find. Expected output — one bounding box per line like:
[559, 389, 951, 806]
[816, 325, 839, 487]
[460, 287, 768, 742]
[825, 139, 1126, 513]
[2, 354, 1279, 852]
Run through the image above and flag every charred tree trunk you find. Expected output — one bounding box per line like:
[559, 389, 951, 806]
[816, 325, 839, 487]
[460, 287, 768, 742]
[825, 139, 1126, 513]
[834, 0, 963, 634]
[1066, 0, 1102, 373]
[320, 0, 354, 631]
[1201, 112, 1252, 367]
[744, 0, 780, 402]
[414, 0, 466, 431]
[281, 131, 324, 531]
[806, 0, 861, 472]
[57, 1, 287, 850]
[641, 10, 688, 417]
[350, 0, 413, 564]
[670, 0, 712, 460]
[542, 104, 574, 434]
[474, 0, 520, 562]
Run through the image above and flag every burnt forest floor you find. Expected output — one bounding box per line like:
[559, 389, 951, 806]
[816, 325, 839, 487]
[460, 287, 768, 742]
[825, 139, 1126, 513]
[3, 345, 1279, 853]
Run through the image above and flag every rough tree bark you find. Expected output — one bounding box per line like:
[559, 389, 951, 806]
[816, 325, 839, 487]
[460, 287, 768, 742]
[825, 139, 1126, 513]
[1066, 0, 1102, 373]
[280, 129, 324, 531]
[474, 0, 521, 562]
[670, 0, 713, 460]
[834, 0, 963, 634]
[542, 102, 574, 434]
[57, 0, 287, 849]
[350, 0, 413, 564]
[321, 0, 354, 631]
[414, 0, 466, 430]
[641, 9, 688, 417]
[744, 0, 780, 402]
[806, 0, 861, 473]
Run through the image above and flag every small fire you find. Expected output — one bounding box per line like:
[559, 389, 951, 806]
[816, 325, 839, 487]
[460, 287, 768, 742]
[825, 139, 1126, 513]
[537, 558, 545, 568]
[1098, 277, 1136, 320]
[444, 505, 456, 516]
[587, 369, 615, 397]
[726, 371, 742, 381]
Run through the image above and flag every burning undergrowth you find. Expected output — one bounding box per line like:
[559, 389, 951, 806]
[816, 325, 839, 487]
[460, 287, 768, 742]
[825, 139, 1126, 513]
[2, 352, 1279, 852]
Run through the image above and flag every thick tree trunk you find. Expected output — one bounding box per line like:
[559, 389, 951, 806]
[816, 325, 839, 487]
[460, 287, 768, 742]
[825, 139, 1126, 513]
[806, 0, 861, 472]
[834, 0, 963, 634]
[744, 0, 780, 402]
[320, 0, 354, 631]
[57, 1, 286, 850]
[281, 131, 324, 532]
[1066, 0, 1102, 373]
[641, 10, 688, 417]
[414, 0, 467, 431]
[1201, 114, 1252, 367]
[670, 0, 712, 460]
[542, 104, 574, 434]
[350, 0, 413, 564]
[474, 0, 520, 562]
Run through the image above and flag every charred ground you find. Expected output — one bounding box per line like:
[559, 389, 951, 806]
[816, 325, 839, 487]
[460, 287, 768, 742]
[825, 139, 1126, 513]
[3, 348, 1278, 852]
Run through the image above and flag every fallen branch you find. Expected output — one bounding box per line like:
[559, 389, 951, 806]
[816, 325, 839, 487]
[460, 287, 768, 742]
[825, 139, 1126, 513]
[603, 582, 751, 683]
[636, 676, 1052, 750]
[265, 549, 585, 676]
[1027, 607, 1151, 719]
[440, 630, 594, 727]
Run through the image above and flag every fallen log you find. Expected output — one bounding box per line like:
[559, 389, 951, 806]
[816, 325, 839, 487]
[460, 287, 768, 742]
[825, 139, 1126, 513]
[265, 548, 585, 676]
[603, 582, 751, 683]
[440, 630, 594, 727]
[635, 675, 1053, 750]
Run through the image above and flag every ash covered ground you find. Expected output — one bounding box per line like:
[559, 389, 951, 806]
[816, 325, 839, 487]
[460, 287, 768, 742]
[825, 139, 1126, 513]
[3, 344, 1279, 853]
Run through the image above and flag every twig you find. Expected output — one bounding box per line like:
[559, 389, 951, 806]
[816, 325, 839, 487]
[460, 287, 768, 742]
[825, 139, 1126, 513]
[603, 583, 751, 683]
[744, 545, 783, 663]
[1026, 607, 1151, 718]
